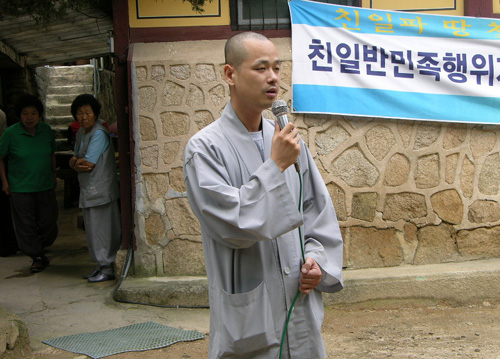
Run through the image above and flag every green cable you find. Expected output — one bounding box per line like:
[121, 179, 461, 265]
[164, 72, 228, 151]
[279, 169, 305, 359]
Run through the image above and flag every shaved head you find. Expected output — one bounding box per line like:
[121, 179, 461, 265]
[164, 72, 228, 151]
[225, 32, 271, 69]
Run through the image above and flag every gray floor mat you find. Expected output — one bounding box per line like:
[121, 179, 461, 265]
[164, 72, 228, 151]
[42, 321, 205, 358]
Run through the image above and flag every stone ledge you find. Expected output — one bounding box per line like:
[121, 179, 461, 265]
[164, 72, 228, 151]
[114, 259, 500, 308]
[115, 276, 209, 308]
[325, 258, 500, 306]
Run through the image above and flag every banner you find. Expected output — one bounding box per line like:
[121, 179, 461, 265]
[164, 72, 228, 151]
[289, 0, 500, 124]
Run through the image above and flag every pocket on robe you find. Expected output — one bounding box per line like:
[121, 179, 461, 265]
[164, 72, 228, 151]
[214, 281, 279, 357]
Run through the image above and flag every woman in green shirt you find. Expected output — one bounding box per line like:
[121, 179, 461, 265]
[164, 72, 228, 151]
[0, 94, 58, 273]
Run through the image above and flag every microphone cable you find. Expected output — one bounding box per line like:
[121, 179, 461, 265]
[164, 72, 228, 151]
[279, 164, 305, 359]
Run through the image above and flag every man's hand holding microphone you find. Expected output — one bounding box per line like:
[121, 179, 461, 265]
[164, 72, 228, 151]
[271, 100, 301, 173]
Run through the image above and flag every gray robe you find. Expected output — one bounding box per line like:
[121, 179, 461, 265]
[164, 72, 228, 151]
[183, 102, 343, 359]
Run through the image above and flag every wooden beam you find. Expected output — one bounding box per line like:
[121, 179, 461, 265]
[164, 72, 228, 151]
[113, 0, 134, 250]
[0, 39, 23, 68]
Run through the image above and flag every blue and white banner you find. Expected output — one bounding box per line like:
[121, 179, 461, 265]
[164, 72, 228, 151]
[289, 0, 500, 124]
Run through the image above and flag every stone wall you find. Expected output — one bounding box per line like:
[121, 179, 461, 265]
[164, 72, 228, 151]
[130, 39, 500, 277]
[97, 69, 117, 125]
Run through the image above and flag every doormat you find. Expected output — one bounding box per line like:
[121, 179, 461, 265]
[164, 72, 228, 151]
[42, 321, 205, 359]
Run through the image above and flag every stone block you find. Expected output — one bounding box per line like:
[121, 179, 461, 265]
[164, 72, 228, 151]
[414, 122, 441, 150]
[193, 110, 215, 131]
[194, 64, 217, 85]
[443, 124, 467, 150]
[468, 200, 500, 223]
[163, 239, 205, 276]
[136, 66, 147, 81]
[169, 167, 186, 193]
[383, 192, 426, 221]
[413, 225, 458, 264]
[170, 64, 191, 80]
[145, 212, 166, 246]
[384, 153, 410, 186]
[140, 145, 159, 169]
[327, 182, 347, 221]
[415, 153, 440, 189]
[161, 81, 185, 107]
[445, 153, 459, 184]
[351, 192, 378, 221]
[470, 127, 496, 159]
[478, 152, 500, 195]
[186, 84, 204, 107]
[315, 123, 350, 156]
[163, 141, 181, 165]
[431, 189, 463, 224]
[460, 155, 475, 198]
[151, 65, 166, 82]
[332, 147, 379, 187]
[365, 125, 395, 161]
[138, 86, 157, 112]
[456, 226, 500, 260]
[349, 227, 403, 268]
[165, 198, 200, 238]
[208, 84, 226, 107]
[161, 111, 190, 137]
[139, 115, 157, 141]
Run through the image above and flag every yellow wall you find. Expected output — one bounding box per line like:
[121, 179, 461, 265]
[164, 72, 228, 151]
[129, 0, 230, 28]
[361, 0, 464, 16]
[494, 0, 500, 14]
[129, 0, 464, 29]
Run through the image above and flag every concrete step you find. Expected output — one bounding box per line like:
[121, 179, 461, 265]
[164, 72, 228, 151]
[44, 74, 93, 87]
[45, 104, 72, 118]
[115, 276, 209, 308]
[36, 64, 94, 76]
[45, 115, 74, 127]
[56, 138, 72, 152]
[45, 94, 81, 107]
[36, 65, 94, 88]
[43, 84, 94, 96]
[52, 125, 69, 138]
[114, 259, 500, 308]
[324, 258, 500, 306]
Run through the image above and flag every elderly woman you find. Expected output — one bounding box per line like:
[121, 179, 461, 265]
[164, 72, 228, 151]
[69, 94, 121, 283]
[0, 94, 58, 272]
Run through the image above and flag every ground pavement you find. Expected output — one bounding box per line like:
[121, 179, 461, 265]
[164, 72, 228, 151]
[1, 182, 500, 358]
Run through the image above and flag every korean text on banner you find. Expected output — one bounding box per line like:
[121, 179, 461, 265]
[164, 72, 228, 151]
[289, 0, 500, 124]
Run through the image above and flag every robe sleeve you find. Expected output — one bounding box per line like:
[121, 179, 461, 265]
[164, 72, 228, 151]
[300, 146, 344, 293]
[184, 147, 304, 249]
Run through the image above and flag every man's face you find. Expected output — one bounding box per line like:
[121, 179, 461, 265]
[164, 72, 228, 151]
[229, 38, 281, 111]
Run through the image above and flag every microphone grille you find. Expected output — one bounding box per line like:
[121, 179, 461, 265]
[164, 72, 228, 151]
[271, 100, 288, 116]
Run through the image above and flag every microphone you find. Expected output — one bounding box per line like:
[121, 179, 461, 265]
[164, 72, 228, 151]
[271, 100, 290, 130]
[271, 100, 300, 172]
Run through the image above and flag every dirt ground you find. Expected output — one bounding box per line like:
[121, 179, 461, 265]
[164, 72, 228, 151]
[23, 298, 500, 359]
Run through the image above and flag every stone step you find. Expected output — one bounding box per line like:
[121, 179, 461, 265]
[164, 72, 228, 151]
[52, 125, 69, 138]
[36, 64, 94, 76]
[56, 138, 73, 152]
[36, 65, 94, 85]
[45, 94, 81, 107]
[42, 75, 93, 88]
[45, 115, 75, 127]
[45, 104, 73, 118]
[115, 259, 500, 308]
[43, 84, 94, 96]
